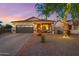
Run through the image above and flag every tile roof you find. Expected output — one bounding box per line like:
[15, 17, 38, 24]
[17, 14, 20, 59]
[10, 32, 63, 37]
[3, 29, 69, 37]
[11, 17, 38, 23]
[11, 17, 54, 23]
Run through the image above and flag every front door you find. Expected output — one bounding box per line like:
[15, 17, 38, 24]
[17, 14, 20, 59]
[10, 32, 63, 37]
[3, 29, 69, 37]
[37, 24, 41, 33]
[42, 24, 50, 33]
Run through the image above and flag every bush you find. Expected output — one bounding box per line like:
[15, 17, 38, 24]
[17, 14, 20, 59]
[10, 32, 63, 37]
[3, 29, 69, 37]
[4, 24, 12, 32]
[41, 35, 45, 43]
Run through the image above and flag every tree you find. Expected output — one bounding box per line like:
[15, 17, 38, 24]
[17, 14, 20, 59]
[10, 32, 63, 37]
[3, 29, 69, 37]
[35, 3, 67, 20]
[62, 3, 71, 38]
[4, 24, 12, 32]
[4, 24, 12, 29]
[70, 4, 79, 19]
[0, 21, 2, 23]
[55, 3, 79, 38]
[35, 3, 56, 20]
[0, 21, 2, 28]
[48, 3, 79, 38]
[56, 3, 79, 20]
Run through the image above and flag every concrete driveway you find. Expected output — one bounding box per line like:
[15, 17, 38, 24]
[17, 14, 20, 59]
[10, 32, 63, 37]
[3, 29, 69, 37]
[0, 33, 32, 56]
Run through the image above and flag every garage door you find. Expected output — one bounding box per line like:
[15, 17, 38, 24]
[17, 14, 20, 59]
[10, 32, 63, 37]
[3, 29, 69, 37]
[16, 25, 34, 33]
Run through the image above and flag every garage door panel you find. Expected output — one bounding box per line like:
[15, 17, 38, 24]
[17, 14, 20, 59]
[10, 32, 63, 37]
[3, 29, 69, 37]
[16, 27, 33, 33]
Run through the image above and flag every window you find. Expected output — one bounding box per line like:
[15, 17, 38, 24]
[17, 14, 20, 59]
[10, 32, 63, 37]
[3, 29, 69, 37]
[73, 25, 78, 30]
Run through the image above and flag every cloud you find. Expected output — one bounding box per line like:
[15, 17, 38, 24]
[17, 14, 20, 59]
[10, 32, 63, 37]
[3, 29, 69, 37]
[0, 3, 37, 24]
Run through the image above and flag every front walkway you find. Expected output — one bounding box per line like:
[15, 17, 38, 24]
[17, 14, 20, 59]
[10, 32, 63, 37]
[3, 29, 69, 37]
[17, 33, 79, 56]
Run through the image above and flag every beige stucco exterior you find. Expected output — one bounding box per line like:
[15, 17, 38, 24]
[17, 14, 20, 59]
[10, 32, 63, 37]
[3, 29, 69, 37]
[12, 17, 54, 33]
[12, 22, 34, 33]
[12, 22, 53, 33]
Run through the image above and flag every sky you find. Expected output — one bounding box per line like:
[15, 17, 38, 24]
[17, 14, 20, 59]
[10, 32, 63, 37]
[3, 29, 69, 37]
[0, 3, 71, 24]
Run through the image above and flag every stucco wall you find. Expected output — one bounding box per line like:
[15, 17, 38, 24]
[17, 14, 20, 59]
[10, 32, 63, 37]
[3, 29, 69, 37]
[71, 26, 79, 34]
[12, 22, 34, 33]
[54, 20, 79, 34]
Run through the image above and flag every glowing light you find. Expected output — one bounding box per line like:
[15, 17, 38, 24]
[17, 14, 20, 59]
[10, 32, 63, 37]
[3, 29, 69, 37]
[42, 24, 49, 30]
[62, 35, 70, 39]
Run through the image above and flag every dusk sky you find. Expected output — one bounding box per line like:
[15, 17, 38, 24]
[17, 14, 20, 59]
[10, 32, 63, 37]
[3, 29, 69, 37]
[0, 3, 71, 24]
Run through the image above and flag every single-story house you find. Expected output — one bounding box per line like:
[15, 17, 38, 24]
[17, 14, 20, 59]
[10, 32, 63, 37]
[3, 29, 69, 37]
[71, 20, 79, 34]
[11, 17, 54, 33]
[11, 17, 79, 34]
[54, 20, 64, 34]
[54, 20, 79, 34]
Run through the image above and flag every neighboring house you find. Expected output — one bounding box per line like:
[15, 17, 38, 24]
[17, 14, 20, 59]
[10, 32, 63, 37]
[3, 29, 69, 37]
[11, 17, 54, 33]
[54, 20, 79, 34]
[54, 20, 64, 34]
[71, 20, 79, 34]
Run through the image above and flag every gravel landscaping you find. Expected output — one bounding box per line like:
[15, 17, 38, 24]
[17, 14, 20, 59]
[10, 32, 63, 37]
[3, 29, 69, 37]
[17, 33, 79, 56]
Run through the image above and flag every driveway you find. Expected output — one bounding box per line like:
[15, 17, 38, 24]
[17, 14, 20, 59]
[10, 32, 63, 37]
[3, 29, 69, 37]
[0, 33, 32, 56]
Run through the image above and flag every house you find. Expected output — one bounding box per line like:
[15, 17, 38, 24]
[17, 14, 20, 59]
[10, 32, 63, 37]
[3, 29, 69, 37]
[54, 20, 64, 34]
[11, 17, 54, 33]
[11, 16, 79, 34]
[54, 20, 79, 34]
[71, 20, 79, 34]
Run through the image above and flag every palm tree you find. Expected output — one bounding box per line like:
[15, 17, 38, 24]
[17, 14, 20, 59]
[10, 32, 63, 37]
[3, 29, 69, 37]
[35, 3, 57, 20]
[56, 3, 79, 38]
[50, 3, 79, 38]
[62, 3, 71, 38]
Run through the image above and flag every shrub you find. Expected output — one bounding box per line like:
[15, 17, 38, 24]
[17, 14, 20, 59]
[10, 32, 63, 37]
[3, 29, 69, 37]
[41, 35, 45, 43]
